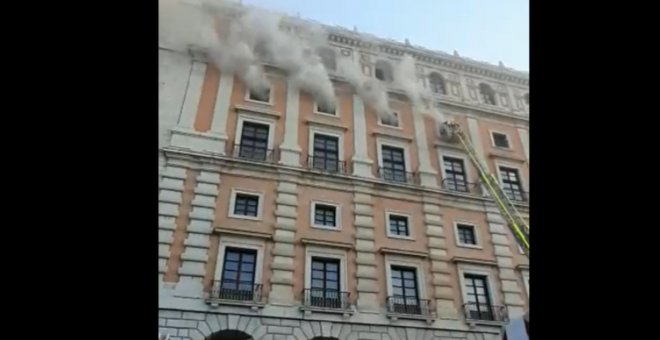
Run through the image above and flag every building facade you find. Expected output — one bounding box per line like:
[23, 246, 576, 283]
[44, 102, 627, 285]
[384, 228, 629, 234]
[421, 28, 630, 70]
[159, 3, 529, 340]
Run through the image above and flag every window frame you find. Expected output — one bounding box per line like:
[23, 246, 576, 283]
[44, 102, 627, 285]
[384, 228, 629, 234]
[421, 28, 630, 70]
[314, 100, 339, 117]
[304, 246, 348, 293]
[376, 137, 411, 182]
[495, 161, 528, 201]
[439, 152, 472, 192]
[378, 111, 402, 129]
[228, 189, 264, 221]
[213, 235, 265, 287]
[310, 200, 342, 231]
[308, 128, 344, 172]
[244, 84, 274, 105]
[453, 221, 482, 249]
[385, 211, 414, 240]
[457, 266, 498, 318]
[234, 114, 276, 156]
[490, 130, 512, 150]
[385, 255, 427, 305]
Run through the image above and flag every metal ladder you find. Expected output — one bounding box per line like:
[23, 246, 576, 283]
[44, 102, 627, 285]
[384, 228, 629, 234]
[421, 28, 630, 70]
[441, 122, 530, 256]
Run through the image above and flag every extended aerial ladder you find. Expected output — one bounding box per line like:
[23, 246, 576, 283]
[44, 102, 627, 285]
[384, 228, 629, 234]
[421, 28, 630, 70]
[439, 121, 530, 256]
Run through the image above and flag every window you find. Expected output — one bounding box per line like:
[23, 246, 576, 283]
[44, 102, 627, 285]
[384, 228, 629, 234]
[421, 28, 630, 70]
[311, 134, 339, 172]
[379, 111, 400, 127]
[218, 247, 257, 300]
[233, 193, 259, 217]
[315, 101, 336, 116]
[387, 213, 410, 238]
[313, 203, 337, 228]
[238, 121, 270, 161]
[309, 257, 341, 307]
[500, 167, 525, 202]
[491, 132, 510, 149]
[390, 266, 420, 314]
[442, 156, 468, 192]
[463, 273, 495, 320]
[429, 72, 447, 95]
[478, 83, 497, 105]
[317, 48, 336, 72]
[455, 223, 479, 247]
[247, 88, 271, 103]
[375, 60, 393, 82]
[523, 93, 529, 105]
[380, 145, 407, 182]
[229, 189, 263, 220]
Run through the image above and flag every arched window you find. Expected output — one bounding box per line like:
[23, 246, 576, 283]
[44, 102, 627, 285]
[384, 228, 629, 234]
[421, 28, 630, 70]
[374, 60, 393, 82]
[317, 47, 336, 71]
[478, 83, 497, 105]
[429, 72, 447, 95]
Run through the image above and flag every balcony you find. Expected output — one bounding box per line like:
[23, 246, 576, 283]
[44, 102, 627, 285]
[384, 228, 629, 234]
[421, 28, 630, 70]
[378, 167, 419, 185]
[301, 288, 352, 316]
[386, 296, 434, 323]
[441, 178, 482, 195]
[206, 280, 264, 309]
[305, 155, 349, 175]
[230, 143, 278, 163]
[462, 302, 509, 324]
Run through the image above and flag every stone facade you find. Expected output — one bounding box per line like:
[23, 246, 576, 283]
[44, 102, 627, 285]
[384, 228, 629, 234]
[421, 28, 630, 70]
[159, 2, 529, 339]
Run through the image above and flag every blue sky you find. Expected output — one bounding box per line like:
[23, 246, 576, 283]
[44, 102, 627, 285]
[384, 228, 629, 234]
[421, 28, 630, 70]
[238, 0, 529, 71]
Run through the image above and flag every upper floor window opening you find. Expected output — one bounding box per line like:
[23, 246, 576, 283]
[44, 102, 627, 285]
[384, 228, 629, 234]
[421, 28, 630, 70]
[429, 72, 447, 95]
[317, 47, 337, 72]
[478, 83, 497, 106]
[375, 60, 394, 82]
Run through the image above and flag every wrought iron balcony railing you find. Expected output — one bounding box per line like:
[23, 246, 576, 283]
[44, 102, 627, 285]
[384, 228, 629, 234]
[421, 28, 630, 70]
[230, 143, 277, 163]
[305, 155, 348, 174]
[462, 302, 509, 322]
[386, 296, 432, 316]
[302, 288, 351, 310]
[378, 167, 419, 184]
[209, 280, 262, 303]
[441, 178, 482, 195]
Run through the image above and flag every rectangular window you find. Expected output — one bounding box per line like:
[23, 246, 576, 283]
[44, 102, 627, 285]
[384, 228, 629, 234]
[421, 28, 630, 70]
[443, 156, 468, 192]
[381, 145, 407, 182]
[456, 224, 477, 246]
[219, 247, 257, 300]
[380, 112, 400, 127]
[248, 88, 271, 103]
[492, 132, 510, 149]
[314, 204, 337, 228]
[233, 193, 259, 217]
[463, 274, 494, 320]
[309, 257, 341, 308]
[388, 214, 410, 237]
[312, 134, 339, 172]
[500, 167, 525, 201]
[315, 102, 336, 115]
[238, 122, 270, 161]
[390, 266, 420, 314]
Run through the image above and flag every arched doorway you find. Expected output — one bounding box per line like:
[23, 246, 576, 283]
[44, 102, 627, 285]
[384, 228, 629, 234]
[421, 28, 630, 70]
[207, 330, 252, 340]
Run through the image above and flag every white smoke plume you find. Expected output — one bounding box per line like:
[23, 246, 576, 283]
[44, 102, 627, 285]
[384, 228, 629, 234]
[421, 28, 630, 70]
[159, 0, 447, 125]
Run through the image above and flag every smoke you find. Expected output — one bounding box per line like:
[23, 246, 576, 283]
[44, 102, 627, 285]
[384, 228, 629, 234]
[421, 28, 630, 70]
[159, 0, 447, 125]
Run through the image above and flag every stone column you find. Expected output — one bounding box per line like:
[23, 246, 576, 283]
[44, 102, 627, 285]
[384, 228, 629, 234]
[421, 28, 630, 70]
[175, 170, 221, 298]
[422, 197, 459, 319]
[517, 128, 529, 163]
[353, 187, 379, 312]
[269, 174, 298, 304]
[351, 95, 374, 178]
[412, 106, 438, 187]
[159, 165, 188, 279]
[279, 81, 302, 166]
